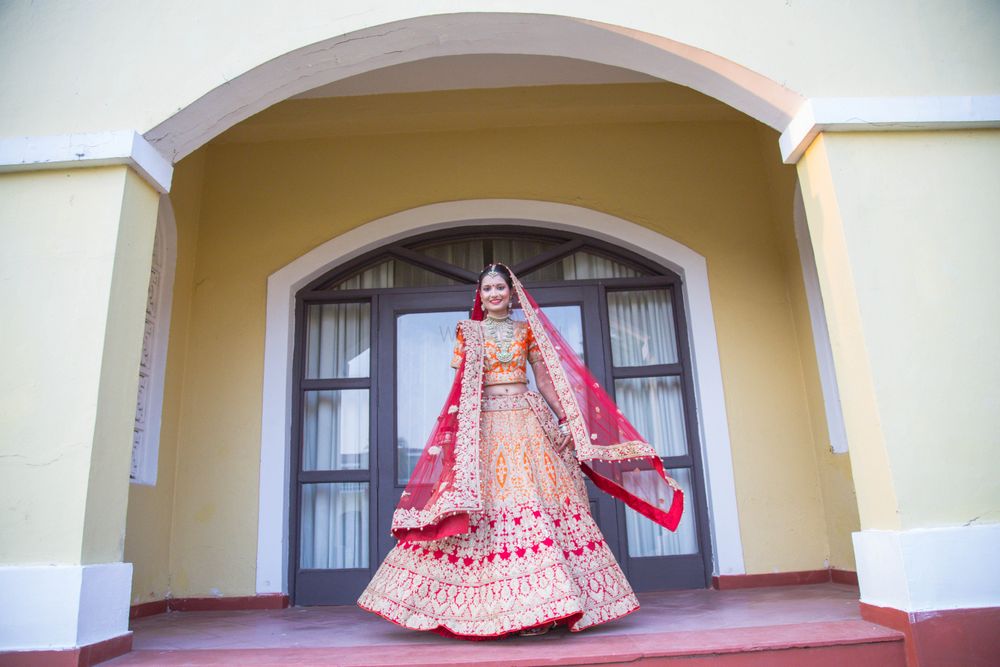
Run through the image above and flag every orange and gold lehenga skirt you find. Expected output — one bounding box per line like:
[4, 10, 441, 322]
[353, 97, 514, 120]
[357, 391, 639, 639]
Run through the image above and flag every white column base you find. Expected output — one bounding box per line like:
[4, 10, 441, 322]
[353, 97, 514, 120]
[0, 562, 132, 650]
[853, 523, 1000, 613]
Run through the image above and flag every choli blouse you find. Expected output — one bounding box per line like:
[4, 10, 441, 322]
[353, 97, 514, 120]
[450, 320, 543, 385]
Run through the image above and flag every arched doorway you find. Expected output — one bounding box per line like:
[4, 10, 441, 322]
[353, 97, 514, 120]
[288, 226, 712, 605]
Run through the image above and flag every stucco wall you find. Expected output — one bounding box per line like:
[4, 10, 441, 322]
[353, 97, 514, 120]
[2, 2, 998, 144]
[123, 89, 859, 600]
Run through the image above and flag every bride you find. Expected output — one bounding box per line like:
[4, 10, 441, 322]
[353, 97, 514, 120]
[357, 263, 683, 639]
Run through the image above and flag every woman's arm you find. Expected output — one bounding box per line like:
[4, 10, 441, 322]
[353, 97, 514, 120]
[530, 357, 566, 422]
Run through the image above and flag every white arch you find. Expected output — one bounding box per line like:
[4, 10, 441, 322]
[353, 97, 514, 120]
[256, 199, 745, 594]
[146, 13, 802, 161]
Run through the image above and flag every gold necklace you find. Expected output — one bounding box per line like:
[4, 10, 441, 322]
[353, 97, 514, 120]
[484, 314, 515, 363]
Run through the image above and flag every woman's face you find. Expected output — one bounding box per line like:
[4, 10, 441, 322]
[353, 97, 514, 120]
[479, 274, 511, 317]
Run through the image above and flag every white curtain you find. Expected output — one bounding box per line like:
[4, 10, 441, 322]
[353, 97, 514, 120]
[624, 469, 698, 557]
[300, 483, 369, 569]
[305, 302, 370, 379]
[607, 289, 678, 366]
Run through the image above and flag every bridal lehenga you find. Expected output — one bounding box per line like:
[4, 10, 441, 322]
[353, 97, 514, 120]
[358, 266, 683, 639]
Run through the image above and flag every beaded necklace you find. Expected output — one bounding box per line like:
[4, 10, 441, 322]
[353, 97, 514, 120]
[483, 313, 516, 363]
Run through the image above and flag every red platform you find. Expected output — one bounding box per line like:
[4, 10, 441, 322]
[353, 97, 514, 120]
[103, 584, 904, 666]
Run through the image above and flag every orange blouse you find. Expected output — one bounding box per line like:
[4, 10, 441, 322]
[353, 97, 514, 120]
[450, 320, 542, 385]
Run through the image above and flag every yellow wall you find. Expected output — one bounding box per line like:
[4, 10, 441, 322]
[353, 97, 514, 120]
[0, 166, 158, 565]
[799, 130, 1000, 532]
[123, 86, 859, 598]
[755, 128, 860, 569]
[124, 152, 208, 603]
[1, 1, 998, 138]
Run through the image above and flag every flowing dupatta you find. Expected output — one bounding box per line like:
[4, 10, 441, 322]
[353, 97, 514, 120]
[391, 266, 684, 543]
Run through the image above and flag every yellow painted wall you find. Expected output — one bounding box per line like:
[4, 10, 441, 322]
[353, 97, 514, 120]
[1, 2, 998, 138]
[122, 87, 856, 598]
[0, 166, 158, 565]
[123, 151, 208, 604]
[800, 131, 1000, 532]
[755, 127, 860, 570]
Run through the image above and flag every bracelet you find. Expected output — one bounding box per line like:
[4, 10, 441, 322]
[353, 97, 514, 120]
[557, 422, 570, 436]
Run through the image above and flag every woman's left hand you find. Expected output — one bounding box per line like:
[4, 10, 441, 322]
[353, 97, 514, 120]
[554, 433, 572, 453]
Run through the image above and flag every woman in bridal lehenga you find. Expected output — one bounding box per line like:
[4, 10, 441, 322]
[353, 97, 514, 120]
[357, 263, 684, 639]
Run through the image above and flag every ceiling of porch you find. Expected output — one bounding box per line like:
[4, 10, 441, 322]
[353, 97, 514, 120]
[212, 55, 748, 144]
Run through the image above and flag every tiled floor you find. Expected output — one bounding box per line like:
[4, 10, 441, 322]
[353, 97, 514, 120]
[105, 584, 904, 665]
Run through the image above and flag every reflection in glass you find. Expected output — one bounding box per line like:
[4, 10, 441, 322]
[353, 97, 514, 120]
[614, 376, 687, 457]
[305, 303, 370, 379]
[302, 390, 369, 471]
[522, 305, 584, 390]
[329, 259, 458, 290]
[607, 290, 678, 366]
[396, 310, 465, 484]
[625, 468, 697, 557]
[523, 251, 648, 281]
[300, 482, 369, 569]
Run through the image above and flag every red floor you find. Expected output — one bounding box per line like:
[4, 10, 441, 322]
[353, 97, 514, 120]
[105, 583, 904, 666]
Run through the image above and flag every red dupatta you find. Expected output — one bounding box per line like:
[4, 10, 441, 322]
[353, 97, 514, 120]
[391, 265, 684, 542]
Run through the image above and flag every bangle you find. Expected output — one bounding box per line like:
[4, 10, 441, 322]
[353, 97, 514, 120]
[557, 423, 570, 436]
[558, 416, 568, 424]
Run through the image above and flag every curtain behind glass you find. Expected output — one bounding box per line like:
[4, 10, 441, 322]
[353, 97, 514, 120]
[300, 482, 369, 569]
[305, 303, 370, 379]
[607, 290, 678, 366]
[625, 468, 698, 556]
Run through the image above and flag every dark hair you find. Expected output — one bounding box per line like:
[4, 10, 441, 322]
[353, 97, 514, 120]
[477, 263, 513, 290]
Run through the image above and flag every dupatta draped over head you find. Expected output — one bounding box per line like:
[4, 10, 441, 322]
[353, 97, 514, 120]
[391, 265, 684, 543]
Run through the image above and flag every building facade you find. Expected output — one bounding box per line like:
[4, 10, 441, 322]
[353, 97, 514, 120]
[1, 3, 998, 665]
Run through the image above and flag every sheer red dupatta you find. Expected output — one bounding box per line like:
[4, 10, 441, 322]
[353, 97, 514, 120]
[510, 271, 684, 531]
[391, 267, 684, 543]
[390, 293, 487, 543]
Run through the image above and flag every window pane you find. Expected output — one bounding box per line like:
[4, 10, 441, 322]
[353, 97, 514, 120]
[411, 238, 558, 273]
[411, 239, 485, 272]
[491, 238, 559, 268]
[608, 289, 678, 366]
[523, 251, 648, 281]
[625, 468, 698, 557]
[302, 390, 369, 471]
[300, 483, 369, 569]
[305, 303, 370, 379]
[613, 376, 688, 457]
[396, 310, 466, 484]
[328, 259, 459, 289]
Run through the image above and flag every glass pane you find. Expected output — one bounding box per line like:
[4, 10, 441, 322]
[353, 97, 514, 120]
[523, 307, 584, 395]
[328, 259, 459, 289]
[411, 239, 485, 272]
[305, 303, 370, 379]
[491, 238, 559, 268]
[396, 310, 466, 484]
[607, 289, 678, 366]
[411, 237, 558, 273]
[523, 251, 648, 281]
[613, 376, 688, 457]
[625, 468, 698, 557]
[300, 482, 369, 569]
[302, 390, 369, 471]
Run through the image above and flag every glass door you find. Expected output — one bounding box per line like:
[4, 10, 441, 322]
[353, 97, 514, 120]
[291, 299, 376, 605]
[375, 287, 627, 563]
[605, 285, 711, 589]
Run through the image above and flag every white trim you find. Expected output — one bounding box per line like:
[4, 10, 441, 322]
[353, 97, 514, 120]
[130, 196, 178, 486]
[0, 130, 173, 193]
[146, 13, 803, 161]
[853, 524, 1000, 612]
[792, 185, 848, 454]
[779, 95, 1000, 163]
[256, 199, 745, 595]
[0, 562, 132, 650]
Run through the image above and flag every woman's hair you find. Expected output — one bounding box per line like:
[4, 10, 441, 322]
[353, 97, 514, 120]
[477, 263, 513, 291]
